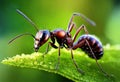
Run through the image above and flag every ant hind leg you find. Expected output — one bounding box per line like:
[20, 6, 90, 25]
[85, 39, 110, 77]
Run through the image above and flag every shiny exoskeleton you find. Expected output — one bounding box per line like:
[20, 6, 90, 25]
[74, 34, 103, 59]
[9, 9, 109, 76]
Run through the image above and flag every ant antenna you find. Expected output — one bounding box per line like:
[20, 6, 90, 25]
[8, 33, 35, 44]
[16, 9, 39, 32]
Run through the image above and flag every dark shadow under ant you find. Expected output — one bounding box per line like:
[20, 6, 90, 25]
[9, 9, 110, 77]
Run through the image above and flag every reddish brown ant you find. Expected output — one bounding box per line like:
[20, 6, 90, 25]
[9, 9, 109, 76]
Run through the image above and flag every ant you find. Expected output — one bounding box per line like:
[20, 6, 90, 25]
[9, 9, 109, 76]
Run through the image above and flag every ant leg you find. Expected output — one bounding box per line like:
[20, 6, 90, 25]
[42, 43, 50, 59]
[67, 13, 79, 32]
[43, 36, 58, 56]
[70, 48, 84, 74]
[55, 45, 61, 70]
[44, 42, 58, 54]
[68, 22, 77, 32]
[43, 42, 58, 58]
[73, 25, 88, 42]
[43, 43, 50, 55]
[85, 39, 110, 77]
[67, 13, 96, 32]
[72, 40, 86, 50]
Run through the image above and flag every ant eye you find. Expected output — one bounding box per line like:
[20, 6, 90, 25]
[35, 31, 43, 40]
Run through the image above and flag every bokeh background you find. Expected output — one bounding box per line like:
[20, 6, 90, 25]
[0, 0, 120, 82]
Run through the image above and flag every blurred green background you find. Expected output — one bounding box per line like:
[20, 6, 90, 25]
[0, 0, 120, 82]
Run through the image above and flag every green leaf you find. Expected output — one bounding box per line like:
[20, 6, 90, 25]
[1, 44, 120, 82]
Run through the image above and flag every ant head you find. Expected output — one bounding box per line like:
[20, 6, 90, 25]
[15, 9, 51, 52]
[34, 30, 50, 52]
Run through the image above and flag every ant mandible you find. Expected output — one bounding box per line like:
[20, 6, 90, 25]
[9, 9, 109, 76]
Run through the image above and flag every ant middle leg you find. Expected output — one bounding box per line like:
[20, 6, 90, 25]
[67, 12, 96, 32]
[67, 13, 82, 30]
[70, 48, 84, 74]
[67, 13, 81, 32]
[73, 24, 89, 42]
[55, 45, 61, 70]
[67, 22, 77, 32]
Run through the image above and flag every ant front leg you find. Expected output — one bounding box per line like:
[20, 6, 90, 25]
[43, 36, 58, 57]
[42, 42, 61, 71]
[43, 42, 58, 58]
[44, 42, 58, 53]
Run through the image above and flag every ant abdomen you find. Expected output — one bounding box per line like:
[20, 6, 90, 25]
[78, 34, 103, 59]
